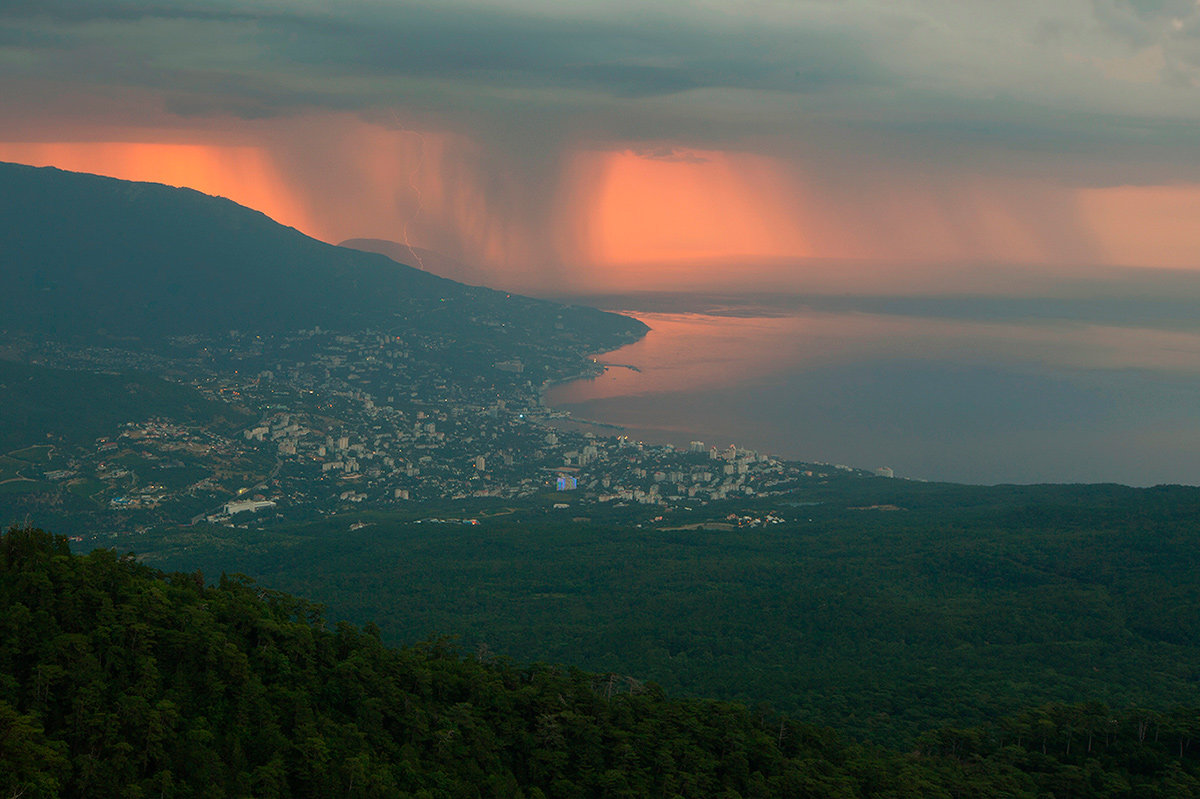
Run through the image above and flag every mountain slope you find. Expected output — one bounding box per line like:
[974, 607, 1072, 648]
[0, 526, 938, 798]
[0, 162, 644, 348]
[0, 359, 249, 453]
[116, 481, 1200, 744]
[6, 525, 1200, 798]
[340, 238, 488, 286]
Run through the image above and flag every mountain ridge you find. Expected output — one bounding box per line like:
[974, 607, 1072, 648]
[0, 161, 645, 349]
[339, 238, 488, 287]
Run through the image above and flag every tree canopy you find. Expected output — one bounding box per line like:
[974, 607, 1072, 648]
[4, 525, 1200, 797]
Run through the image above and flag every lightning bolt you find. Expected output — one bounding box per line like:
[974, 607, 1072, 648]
[391, 112, 427, 271]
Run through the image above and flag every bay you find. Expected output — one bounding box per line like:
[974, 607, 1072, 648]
[544, 301, 1200, 486]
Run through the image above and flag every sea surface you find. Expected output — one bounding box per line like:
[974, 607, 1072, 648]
[544, 296, 1200, 485]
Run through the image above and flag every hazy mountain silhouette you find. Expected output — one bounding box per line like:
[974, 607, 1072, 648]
[0, 162, 643, 346]
[338, 238, 487, 286]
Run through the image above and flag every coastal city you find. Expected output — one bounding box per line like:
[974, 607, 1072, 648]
[1, 322, 879, 534]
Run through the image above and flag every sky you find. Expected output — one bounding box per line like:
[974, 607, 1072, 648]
[2, 0, 1200, 294]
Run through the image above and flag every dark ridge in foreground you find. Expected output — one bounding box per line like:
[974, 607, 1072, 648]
[4, 526, 1200, 798]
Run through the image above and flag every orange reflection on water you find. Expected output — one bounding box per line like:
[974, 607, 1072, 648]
[546, 309, 1200, 407]
[548, 312, 805, 404]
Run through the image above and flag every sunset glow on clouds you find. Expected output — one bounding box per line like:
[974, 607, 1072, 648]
[1079, 184, 1200, 270]
[4, 130, 1198, 295]
[2, 0, 1200, 293]
[576, 148, 815, 265]
[0, 140, 318, 235]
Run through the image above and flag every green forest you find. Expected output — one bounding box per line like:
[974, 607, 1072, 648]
[5, 525, 1200, 798]
[113, 481, 1200, 744]
[0, 360, 251, 454]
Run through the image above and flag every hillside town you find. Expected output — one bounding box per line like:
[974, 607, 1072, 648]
[1, 324, 876, 531]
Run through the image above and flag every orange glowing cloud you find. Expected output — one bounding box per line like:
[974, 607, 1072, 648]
[576, 148, 814, 265]
[562, 147, 1103, 295]
[1077, 184, 1200, 269]
[0, 140, 318, 236]
[0, 123, 547, 277]
[7, 121, 1200, 301]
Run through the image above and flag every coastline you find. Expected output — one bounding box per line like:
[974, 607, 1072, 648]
[538, 309, 649, 412]
[538, 334, 645, 434]
[539, 360, 606, 394]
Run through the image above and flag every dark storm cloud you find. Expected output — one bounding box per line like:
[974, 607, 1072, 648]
[262, 4, 887, 99]
[1094, 0, 1197, 42]
[0, 0, 880, 98]
[2, 0, 1199, 169]
[1, 0, 288, 24]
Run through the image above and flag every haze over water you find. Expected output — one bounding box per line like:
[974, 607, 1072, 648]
[545, 294, 1200, 486]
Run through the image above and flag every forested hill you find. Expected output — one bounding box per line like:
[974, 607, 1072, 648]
[0, 162, 644, 348]
[5, 526, 1200, 798]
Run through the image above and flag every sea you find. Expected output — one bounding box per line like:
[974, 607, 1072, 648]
[543, 294, 1200, 486]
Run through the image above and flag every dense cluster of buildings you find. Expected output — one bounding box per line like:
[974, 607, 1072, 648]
[5, 323, 876, 529]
